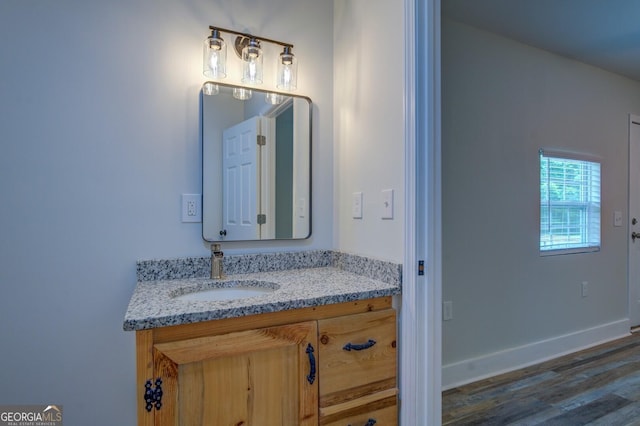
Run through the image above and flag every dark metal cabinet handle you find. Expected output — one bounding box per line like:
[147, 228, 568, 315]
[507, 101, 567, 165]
[343, 339, 377, 351]
[306, 343, 316, 384]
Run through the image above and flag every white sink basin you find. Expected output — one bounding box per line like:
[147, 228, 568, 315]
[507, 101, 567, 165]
[174, 282, 277, 302]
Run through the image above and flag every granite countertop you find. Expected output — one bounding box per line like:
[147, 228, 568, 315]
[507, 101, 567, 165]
[123, 250, 402, 331]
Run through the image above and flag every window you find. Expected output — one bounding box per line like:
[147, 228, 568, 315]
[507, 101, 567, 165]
[539, 149, 601, 255]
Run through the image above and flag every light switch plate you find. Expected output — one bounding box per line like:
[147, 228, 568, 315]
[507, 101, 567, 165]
[352, 192, 363, 219]
[381, 189, 394, 219]
[297, 198, 306, 218]
[614, 211, 622, 227]
[443, 301, 453, 321]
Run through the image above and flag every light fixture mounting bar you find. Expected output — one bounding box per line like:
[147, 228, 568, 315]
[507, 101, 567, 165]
[208, 25, 293, 49]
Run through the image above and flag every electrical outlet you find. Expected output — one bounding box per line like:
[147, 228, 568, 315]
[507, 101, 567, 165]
[181, 194, 201, 223]
[187, 200, 196, 216]
[443, 301, 453, 321]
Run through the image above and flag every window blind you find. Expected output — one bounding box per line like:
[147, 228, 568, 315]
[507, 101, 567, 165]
[540, 150, 601, 254]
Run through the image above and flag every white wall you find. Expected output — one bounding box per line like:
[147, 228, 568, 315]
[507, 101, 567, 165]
[0, 1, 332, 424]
[333, 0, 405, 263]
[442, 20, 640, 384]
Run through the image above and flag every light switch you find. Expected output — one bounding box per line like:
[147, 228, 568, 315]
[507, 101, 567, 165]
[297, 198, 306, 218]
[352, 192, 363, 219]
[381, 189, 394, 220]
[614, 211, 622, 227]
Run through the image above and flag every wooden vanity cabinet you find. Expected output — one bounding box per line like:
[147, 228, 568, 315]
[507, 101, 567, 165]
[135, 297, 397, 426]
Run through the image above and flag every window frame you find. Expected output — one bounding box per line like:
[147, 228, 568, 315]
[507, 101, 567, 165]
[539, 148, 601, 256]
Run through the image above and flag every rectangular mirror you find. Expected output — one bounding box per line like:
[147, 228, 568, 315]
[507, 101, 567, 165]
[202, 82, 312, 241]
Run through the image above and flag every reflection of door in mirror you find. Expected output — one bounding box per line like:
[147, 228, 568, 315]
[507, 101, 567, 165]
[222, 116, 262, 240]
[222, 110, 295, 240]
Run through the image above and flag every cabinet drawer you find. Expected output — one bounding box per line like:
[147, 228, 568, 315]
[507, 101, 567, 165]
[318, 309, 396, 404]
[320, 392, 397, 426]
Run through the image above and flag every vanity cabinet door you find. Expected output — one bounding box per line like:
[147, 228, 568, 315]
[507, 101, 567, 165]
[151, 321, 318, 426]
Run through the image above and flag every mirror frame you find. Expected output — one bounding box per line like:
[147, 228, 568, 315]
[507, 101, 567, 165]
[201, 82, 313, 242]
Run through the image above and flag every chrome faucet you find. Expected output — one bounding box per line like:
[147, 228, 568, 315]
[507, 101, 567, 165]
[210, 243, 224, 279]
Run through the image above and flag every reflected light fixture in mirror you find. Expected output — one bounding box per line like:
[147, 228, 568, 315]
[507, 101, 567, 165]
[203, 82, 219, 96]
[233, 87, 252, 100]
[203, 26, 298, 91]
[265, 92, 285, 105]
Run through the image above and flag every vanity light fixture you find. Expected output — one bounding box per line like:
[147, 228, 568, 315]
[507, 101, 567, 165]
[203, 29, 227, 79]
[241, 38, 263, 84]
[204, 25, 298, 91]
[277, 46, 297, 90]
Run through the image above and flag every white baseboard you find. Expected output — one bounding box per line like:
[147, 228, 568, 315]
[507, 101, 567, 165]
[442, 319, 630, 390]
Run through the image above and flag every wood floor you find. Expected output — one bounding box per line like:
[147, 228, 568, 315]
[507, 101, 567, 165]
[442, 333, 640, 425]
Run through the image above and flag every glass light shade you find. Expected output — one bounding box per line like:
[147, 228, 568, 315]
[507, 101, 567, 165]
[241, 39, 263, 84]
[265, 92, 285, 105]
[202, 82, 219, 96]
[233, 87, 252, 100]
[203, 30, 227, 79]
[277, 46, 298, 91]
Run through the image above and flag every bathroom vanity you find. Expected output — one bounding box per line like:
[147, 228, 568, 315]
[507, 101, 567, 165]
[124, 251, 401, 425]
